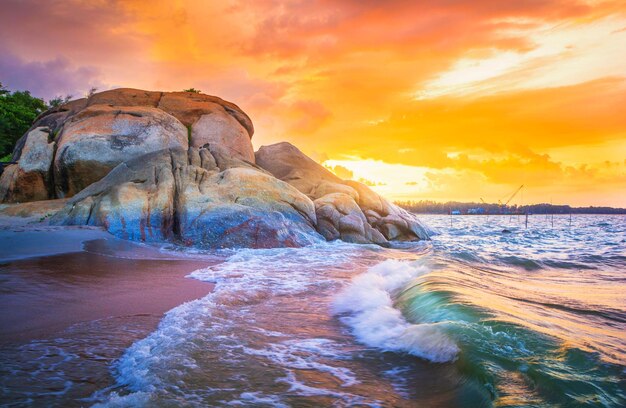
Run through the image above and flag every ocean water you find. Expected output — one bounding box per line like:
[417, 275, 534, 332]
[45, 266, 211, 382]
[2, 214, 625, 407]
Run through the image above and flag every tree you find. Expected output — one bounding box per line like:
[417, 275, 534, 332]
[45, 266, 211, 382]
[0, 82, 47, 158]
[183, 88, 201, 93]
[48, 94, 73, 108]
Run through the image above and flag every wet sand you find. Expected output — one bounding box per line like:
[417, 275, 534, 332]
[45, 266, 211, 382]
[0, 227, 218, 405]
[0, 227, 217, 344]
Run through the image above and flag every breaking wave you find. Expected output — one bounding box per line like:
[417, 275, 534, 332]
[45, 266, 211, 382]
[332, 259, 459, 363]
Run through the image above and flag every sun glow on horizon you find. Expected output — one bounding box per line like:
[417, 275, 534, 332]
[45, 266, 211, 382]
[322, 151, 626, 207]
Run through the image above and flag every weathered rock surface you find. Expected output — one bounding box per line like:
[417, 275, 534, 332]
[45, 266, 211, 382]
[53, 105, 188, 197]
[190, 112, 254, 163]
[23, 88, 253, 140]
[0, 127, 54, 202]
[157, 91, 254, 138]
[9, 88, 255, 196]
[12, 99, 88, 161]
[1, 87, 428, 249]
[256, 142, 341, 196]
[0, 199, 69, 225]
[314, 193, 387, 244]
[256, 142, 430, 244]
[50, 147, 321, 248]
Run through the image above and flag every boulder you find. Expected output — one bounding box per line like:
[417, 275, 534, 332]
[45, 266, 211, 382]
[0, 199, 69, 225]
[174, 163, 318, 248]
[12, 99, 88, 161]
[0, 127, 54, 202]
[374, 206, 431, 241]
[52, 149, 178, 242]
[36, 89, 254, 139]
[86, 88, 162, 108]
[314, 193, 387, 245]
[256, 142, 341, 197]
[53, 105, 188, 197]
[343, 180, 388, 214]
[51, 147, 322, 248]
[8, 88, 255, 203]
[255, 142, 430, 243]
[190, 112, 254, 163]
[158, 91, 256, 163]
[157, 92, 254, 138]
[313, 180, 358, 201]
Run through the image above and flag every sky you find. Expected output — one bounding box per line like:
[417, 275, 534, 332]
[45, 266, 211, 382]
[1, 0, 625, 206]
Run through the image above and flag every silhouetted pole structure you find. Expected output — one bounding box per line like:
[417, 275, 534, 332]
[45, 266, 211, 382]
[569, 212, 572, 228]
[525, 212, 528, 229]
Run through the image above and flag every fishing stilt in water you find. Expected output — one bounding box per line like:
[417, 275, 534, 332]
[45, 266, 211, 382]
[525, 212, 528, 229]
[569, 213, 572, 228]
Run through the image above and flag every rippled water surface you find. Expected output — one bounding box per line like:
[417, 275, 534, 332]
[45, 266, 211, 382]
[2, 214, 625, 407]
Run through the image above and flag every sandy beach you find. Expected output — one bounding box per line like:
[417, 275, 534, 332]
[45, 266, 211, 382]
[0, 226, 217, 405]
[0, 227, 216, 344]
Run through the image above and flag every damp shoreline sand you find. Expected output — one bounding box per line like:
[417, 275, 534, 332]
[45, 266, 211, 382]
[0, 226, 217, 345]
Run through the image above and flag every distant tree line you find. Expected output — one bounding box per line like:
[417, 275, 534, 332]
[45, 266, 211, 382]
[396, 200, 626, 215]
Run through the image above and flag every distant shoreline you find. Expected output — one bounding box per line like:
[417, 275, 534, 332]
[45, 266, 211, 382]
[397, 201, 626, 215]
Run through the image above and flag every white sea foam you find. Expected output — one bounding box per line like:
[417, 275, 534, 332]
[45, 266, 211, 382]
[332, 259, 459, 363]
[243, 338, 359, 387]
[224, 391, 289, 407]
[93, 242, 374, 406]
[92, 242, 455, 407]
[276, 371, 382, 406]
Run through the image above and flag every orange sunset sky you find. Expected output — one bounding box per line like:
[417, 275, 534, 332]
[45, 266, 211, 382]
[1, 0, 625, 206]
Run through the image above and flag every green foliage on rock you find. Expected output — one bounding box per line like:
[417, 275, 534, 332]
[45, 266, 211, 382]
[48, 95, 73, 108]
[186, 124, 192, 143]
[183, 88, 201, 93]
[0, 82, 47, 158]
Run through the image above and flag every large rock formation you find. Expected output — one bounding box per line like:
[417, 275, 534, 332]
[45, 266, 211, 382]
[51, 147, 319, 248]
[0, 88, 429, 248]
[256, 142, 430, 244]
[10, 88, 255, 199]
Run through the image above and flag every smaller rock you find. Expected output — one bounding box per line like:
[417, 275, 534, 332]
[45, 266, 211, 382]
[0, 127, 54, 203]
[0, 198, 69, 225]
[343, 180, 388, 214]
[191, 112, 255, 163]
[313, 180, 358, 200]
[12, 99, 88, 161]
[256, 142, 342, 196]
[314, 193, 388, 245]
[52, 149, 179, 242]
[157, 91, 254, 137]
[256, 142, 429, 244]
[54, 105, 188, 197]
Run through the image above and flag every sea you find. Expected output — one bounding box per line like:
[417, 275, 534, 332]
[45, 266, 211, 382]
[1, 214, 625, 407]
